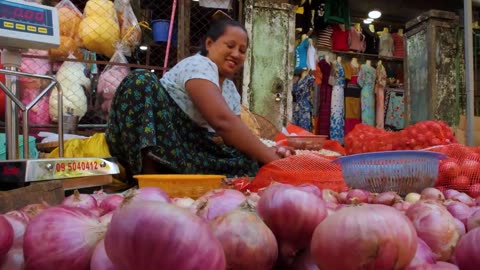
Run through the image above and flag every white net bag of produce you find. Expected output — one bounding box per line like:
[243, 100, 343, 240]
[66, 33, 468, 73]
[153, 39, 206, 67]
[97, 43, 130, 115]
[49, 54, 91, 121]
[79, 0, 120, 58]
[50, 0, 83, 58]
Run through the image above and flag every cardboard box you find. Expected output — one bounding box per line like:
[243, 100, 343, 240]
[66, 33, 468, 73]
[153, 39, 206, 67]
[0, 181, 64, 213]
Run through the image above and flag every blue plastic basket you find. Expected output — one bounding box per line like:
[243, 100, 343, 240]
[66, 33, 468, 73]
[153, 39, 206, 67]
[333, 151, 446, 195]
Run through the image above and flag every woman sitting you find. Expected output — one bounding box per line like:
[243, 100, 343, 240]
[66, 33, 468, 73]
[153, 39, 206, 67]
[105, 18, 293, 179]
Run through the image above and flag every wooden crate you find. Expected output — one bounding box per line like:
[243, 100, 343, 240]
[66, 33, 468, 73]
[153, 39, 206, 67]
[0, 181, 64, 213]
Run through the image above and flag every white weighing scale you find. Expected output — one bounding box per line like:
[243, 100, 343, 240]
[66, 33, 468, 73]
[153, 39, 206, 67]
[0, 0, 119, 190]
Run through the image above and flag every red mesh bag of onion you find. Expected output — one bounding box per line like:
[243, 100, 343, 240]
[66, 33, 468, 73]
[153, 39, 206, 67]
[249, 153, 348, 193]
[428, 144, 480, 197]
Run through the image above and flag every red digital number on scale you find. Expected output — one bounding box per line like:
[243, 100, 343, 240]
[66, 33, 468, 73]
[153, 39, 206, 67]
[55, 161, 99, 173]
[4, 6, 45, 24]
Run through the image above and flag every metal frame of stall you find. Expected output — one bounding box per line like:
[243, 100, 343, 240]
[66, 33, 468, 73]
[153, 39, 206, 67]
[465, 0, 475, 146]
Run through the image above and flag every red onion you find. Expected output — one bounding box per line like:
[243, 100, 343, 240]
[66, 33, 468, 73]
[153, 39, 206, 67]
[446, 201, 474, 224]
[406, 200, 460, 261]
[421, 187, 445, 201]
[435, 262, 460, 270]
[454, 218, 466, 236]
[453, 227, 480, 270]
[296, 184, 322, 197]
[91, 189, 108, 204]
[99, 194, 124, 214]
[21, 202, 49, 219]
[346, 189, 369, 204]
[373, 191, 402, 205]
[0, 216, 13, 259]
[122, 187, 171, 205]
[23, 206, 107, 270]
[3, 212, 28, 249]
[0, 248, 24, 270]
[320, 189, 339, 204]
[337, 191, 348, 204]
[393, 201, 412, 212]
[406, 262, 459, 270]
[311, 204, 417, 270]
[443, 189, 461, 200]
[90, 240, 115, 270]
[257, 185, 327, 260]
[368, 192, 378, 203]
[62, 190, 98, 211]
[451, 192, 475, 207]
[194, 189, 246, 221]
[325, 202, 339, 212]
[90, 207, 104, 217]
[100, 212, 113, 225]
[405, 192, 422, 203]
[4, 211, 29, 223]
[407, 238, 436, 267]
[210, 208, 278, 270]
[172, 197, 196, 209]
[476, 196, 480, 206]
[291, 249, 319, 270]
[105, 201, 225, 270]
[466, 209, 480, 232]
[246, 192, 261, 208]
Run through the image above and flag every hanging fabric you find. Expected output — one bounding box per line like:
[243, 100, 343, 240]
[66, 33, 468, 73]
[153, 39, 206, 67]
[357, 63, 376, 126]
[292, 75, 315, 131]
[330, 61, 345, 144]
[315, 59, 333, 136]
[375, 62, 387, 129]
[324, 0, 350, 27]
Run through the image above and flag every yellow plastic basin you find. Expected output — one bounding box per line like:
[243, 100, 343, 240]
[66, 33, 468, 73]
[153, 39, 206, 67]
[134, 174, 226, 199]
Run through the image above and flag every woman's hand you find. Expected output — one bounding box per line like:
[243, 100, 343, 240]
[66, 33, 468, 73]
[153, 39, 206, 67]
[272, 145, 296, 158]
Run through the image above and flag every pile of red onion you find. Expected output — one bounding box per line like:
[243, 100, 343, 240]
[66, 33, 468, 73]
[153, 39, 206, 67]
[1, 184, 480, 269]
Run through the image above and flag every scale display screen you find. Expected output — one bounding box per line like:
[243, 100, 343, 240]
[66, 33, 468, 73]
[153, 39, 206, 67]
[0, 0, 52, 35]
[0, 2, 47, 25]
[0, 0, 59, 50]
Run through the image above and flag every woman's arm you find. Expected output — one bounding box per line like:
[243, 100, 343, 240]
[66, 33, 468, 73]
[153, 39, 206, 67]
[185, 79, 280, 164]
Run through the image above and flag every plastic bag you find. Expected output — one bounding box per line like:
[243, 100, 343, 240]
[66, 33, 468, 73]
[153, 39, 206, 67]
[48, 133, 111, 158]
[49, 54, 91, 121]
[51, 0, 83, 58]
[79, 0, 120, 58]
[115, 0, 142, 54]
[97, 43, 130, 115]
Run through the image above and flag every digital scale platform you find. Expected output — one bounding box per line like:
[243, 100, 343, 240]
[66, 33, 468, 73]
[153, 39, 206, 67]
[0, 0, 119, 190]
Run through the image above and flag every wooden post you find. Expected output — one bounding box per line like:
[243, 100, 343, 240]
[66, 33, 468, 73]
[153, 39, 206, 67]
[177, 0, 191, 62]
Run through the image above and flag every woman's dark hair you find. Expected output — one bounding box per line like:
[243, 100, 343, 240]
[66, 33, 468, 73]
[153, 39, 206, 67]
[200, 19, 248, 56]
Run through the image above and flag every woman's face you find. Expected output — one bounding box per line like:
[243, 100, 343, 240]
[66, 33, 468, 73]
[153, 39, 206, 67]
[205, 26, 248, 79]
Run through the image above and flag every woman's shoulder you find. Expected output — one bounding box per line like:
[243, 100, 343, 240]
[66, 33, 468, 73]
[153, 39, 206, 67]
[179, 54, 216, 67]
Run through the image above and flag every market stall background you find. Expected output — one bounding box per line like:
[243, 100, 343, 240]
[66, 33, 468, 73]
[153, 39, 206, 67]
[1, 0, 480, 138]
[0, 0, 242, 135]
